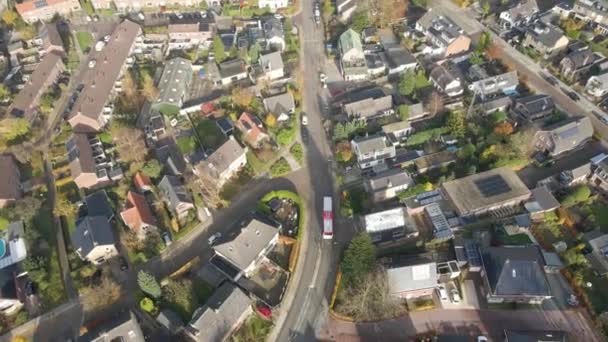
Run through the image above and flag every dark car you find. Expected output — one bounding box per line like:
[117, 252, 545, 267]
[118, 256, 128, 271]
[540, 72, 558, 86]
[567, 91, 580, 101]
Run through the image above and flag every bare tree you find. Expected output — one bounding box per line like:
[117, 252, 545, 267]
[187, 172, 222, 208]
[425, 91, 444, 117]
[111, 126, 148, 164]
[80, 275, 122, 311]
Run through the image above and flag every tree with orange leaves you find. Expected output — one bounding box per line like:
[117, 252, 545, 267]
[494, 121, 514, 136]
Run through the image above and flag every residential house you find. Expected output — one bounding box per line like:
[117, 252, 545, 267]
[386, 262, 439, 298]
[211, 218, 279, 281]
[185, 283, 251, 342]
[351, 135, 396, 169]
[196, 137, 247, 186]
[533, 117, 593, 157]
[414, 151, 457, 174]
[133, 172, 153, 193]
[343, 94, 393, 121]
[94, 0, 196, 11]
[385, 47, 417, 75]
[206, 59, 248, 86]
[429, 62, 464, 97]
[153, 58, 193, 112]
[158, 175, 195, 219]
[424, 202, 455, 241]
[156, 309, 183, 333]
[468, 71, 519, 100]
[0, 221, 27, 271]
[590, 158, 608, 191]
[72, 216, 118, 265]
[0, 155, 21, 209]
[586, 72, 608, 98]
[37, 23, 65, 57]
[84, 190, 115, 221]
[216, 117, 234, 136]
[499, 0, 539, 28]
[338, 29, 368, 81]
[235, 112, 270, 148]
[503, 330, 567, 342]
[572, 0, 608, 25]
[16, 0, 81, 23]
[259, 0, 288, 11]
[66, 133, 122, 189]
[476, 96, 513, 116]
[10, 52, 65, 121]
[167, 12, 215, 50]
[263, 18, 285, 51]
[258, 51, 284, 81]
[365, 169, 414, 202]
[442, 167, 532, 217]
[561, 162, 592, 187]
[560, 48, 603, 81]
[405, 102, 429, 121]
[155, 138, 187, 176]
[80, 311, 145, 342]
[68, 20, 141, 132]
[120, 191, 157, 239]
[480, 246, 552, 304]
[585, 232, 608, 275]
[364, 207, 418, 243]
[525, 186, 560, 217]
[513, 94, 555, 122]
[0, 265, 26, 316]
[415, 10, 471, 57]
[263, 92, 295, 121]
[336, 0, 357, 21]
[382, 120, 412, 144]
[523, 23, 569, 58]
[365, 53, 386, 77]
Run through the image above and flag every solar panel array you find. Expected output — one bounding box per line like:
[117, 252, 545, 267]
[474, 175, 512, 198]
[465, 240, 482, 267]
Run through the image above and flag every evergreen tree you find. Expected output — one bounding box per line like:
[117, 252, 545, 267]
[212, 35, 226, 63]
[340, 233, 376, 288]
[137, 270, 161, 298]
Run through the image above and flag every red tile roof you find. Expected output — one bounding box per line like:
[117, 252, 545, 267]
[133, 172, 152, 192]
[236, 112, 268, 147]
[120, 191, 156, 233]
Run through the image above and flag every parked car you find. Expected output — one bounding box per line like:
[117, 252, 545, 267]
[161, 232, 172, 246]
[208, 232, 222, 245]
[118, 256, 128, 271]
[540, 71, 558, 86]
[477, 337, 488, 342]
[450, 288, 461, 303]
[88, 60, 96, 68]
[567, 91, 580, 101]
[301, 114, 308, 126]
[437, 285, 448, 301]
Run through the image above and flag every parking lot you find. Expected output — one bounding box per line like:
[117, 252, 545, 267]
[437, 277, 480, 310]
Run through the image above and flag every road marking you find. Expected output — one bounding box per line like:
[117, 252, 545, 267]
[309, 243, 323, 287]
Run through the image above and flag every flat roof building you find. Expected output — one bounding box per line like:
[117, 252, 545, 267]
[364, 207, 418, 243]
[442, 167, 531, 217]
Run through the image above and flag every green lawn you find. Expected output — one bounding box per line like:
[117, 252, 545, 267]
[76, 32, 93, 52]
[269, 158, 291, 177]
[156, 104, 180, 117]
[246, 149, 278, 175]
[194, 119, 226, 150]
[582, 268, 608, 314]
[176, 135, 199, 155]
[231, 314, 273, 342]
[290, 143, 304, 165]
[591, 203, 608, 232]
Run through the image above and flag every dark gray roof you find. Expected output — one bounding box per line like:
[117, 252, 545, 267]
[187, 283, 251, 342]
[564, 48, 602, 70]
[79, 311, 144, 342]
[367, 169, 413, 192]
[481, 246, 551, 298]
[263, 17, 283, 39]
[263, 92, 295, 115]
[526, 23, 566, 48]
[504, 330, 566, 342]
[528, 186, 560, 212]
[385, 47, 417, 69]
[515, 94, 554, 118]
[197, 138, 246, 179]
[155, 138, 187, 176]
[72, 216, 116, 258]
[539, 116, 593, 156]
[429, 62, 463, 89]
[84, 190, 114, 221]
[158, 175, 193, 211]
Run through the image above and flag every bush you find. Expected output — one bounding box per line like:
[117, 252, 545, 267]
[290, 143, 304, 165]
[397, 182, 433, 200]
[270, 158, 291, 177]
[140, 297, 155, 313]
[561, 185, 591, 207]
[137, 270, 161, 299]
[276, 125, 296, 146]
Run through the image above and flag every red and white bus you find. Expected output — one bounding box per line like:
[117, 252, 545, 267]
[323, 196, 333, 240]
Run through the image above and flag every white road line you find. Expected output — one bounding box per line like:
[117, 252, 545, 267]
[309, 243, 323, 288]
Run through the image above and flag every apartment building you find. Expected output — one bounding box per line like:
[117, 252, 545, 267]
[16, 0, 81, 23]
